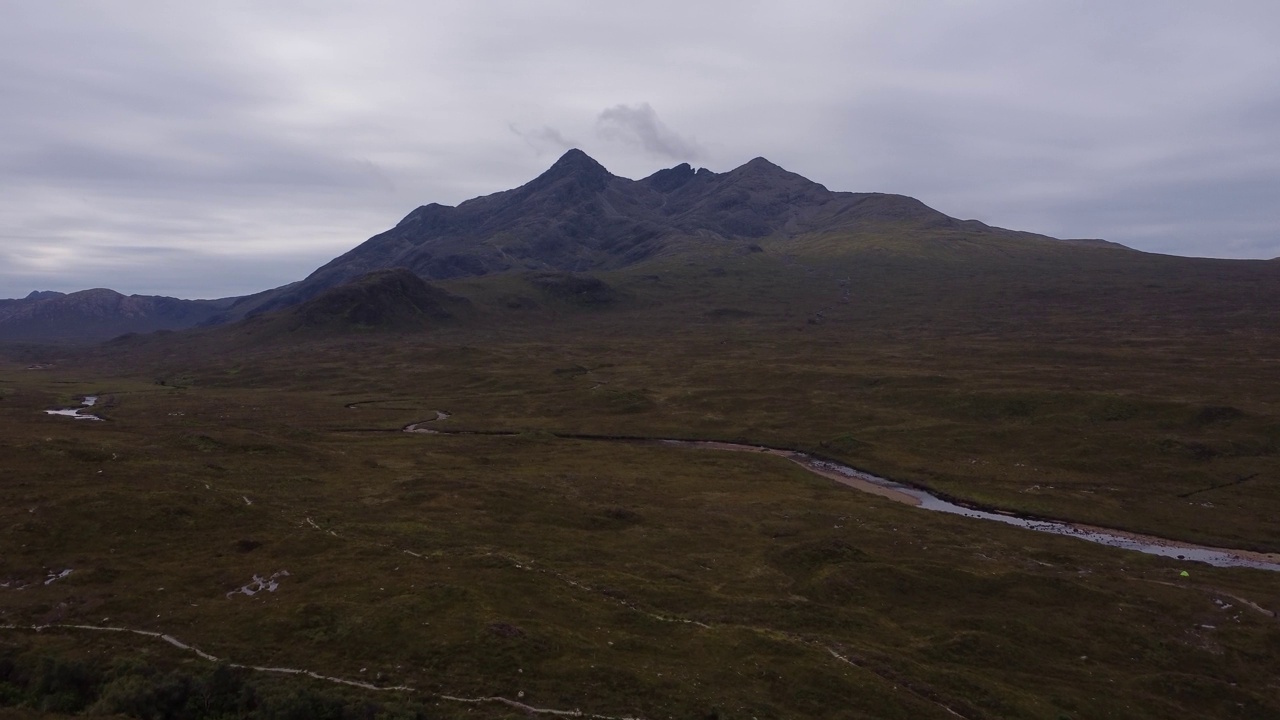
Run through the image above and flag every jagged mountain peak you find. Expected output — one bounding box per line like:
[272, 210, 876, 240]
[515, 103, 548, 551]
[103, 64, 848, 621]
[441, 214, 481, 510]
[727, 156, 823, 188]
[741, 156, 784, 171]
[525, 148, 614, 191]
[551, 147, 605, 170]
[642, 162, 697, 193]
[731, 157, 805, 180]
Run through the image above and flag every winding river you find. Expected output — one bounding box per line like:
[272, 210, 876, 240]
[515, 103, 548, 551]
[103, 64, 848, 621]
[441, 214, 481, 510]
[405, 415, 1280, 573]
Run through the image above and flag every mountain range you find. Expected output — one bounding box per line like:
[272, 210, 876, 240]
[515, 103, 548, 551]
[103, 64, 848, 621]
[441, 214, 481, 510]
[0, 149, 1135, 342]
[0, 288, 233, 343]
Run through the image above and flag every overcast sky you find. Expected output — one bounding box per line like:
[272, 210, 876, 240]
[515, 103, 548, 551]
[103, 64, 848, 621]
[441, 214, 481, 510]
[3, 1, 1279, 299]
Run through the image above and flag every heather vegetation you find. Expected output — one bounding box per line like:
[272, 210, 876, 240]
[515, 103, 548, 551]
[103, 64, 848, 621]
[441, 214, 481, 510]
[3, 226, 1279, 719]
[3, 149, 1280, 718]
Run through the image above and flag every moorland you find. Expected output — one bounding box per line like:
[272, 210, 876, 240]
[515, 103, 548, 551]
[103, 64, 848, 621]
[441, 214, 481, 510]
[2, 152, 1279, 719]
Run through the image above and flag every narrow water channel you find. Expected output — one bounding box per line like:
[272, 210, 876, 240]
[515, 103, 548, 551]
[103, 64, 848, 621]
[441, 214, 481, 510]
[44, 396, 102, 421]
[405, 415, 1280, 572]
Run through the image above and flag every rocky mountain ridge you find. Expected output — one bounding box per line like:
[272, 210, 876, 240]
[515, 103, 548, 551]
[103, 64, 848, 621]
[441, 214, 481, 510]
[237, 149, 1099, 316]
[1, 149, 1127, 342]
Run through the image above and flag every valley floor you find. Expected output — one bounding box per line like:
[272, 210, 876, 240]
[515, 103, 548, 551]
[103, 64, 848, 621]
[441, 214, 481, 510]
[2, 239, 1279, 718]
[2, 346, 1279, 719]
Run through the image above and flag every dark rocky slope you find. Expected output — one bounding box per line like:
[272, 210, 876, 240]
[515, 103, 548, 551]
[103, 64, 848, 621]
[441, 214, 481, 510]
[228, 149, 1101, 318]
[284, 268, 471, 332]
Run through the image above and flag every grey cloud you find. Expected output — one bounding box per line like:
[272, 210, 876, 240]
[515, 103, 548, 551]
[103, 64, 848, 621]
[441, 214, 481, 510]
[0, 247, 321, 300]
[509, 124, 579, 156]
[3, 138, 397, 196]
[596, 103, 701, 161]
[2, 2, 1280, 299]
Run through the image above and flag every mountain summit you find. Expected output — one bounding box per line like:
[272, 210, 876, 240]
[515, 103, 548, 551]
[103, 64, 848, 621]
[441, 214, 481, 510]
[532, 147, 614, 187]
[238, 149, 1063, 316]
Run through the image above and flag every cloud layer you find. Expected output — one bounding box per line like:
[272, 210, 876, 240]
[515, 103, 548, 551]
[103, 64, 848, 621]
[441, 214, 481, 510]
[3, 1, 1279, 298]
[596, 103, 701, 161]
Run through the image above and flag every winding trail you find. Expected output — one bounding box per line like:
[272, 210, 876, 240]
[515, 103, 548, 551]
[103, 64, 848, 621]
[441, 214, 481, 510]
[401, 412, 1280, 573]
[28, 400, 1275, 716]
[292, 506, 972, 717]
[0, 623, 644, 720]
[499, 553, 711, 629]
[26, 397, 1275, 718]
[290, 507, 972, 712]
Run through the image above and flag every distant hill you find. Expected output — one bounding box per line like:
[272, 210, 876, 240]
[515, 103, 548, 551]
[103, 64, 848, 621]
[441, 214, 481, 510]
[281, 268, 471, 332]
[0, 288, 236, 343]
[23, 290, 65, 301]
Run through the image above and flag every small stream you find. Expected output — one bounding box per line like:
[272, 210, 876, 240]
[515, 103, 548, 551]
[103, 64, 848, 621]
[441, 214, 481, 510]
[800, 452, 1280, 571]
[404, 415, 1280, 572]
[44, 396, 102, 421]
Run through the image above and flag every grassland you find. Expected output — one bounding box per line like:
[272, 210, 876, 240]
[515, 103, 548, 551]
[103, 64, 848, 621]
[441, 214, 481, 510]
[2, 232, 1279, 718]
